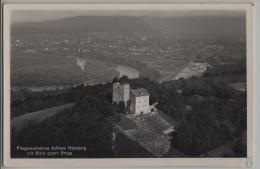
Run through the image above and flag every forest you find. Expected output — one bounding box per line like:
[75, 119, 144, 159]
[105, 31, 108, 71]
[11, 72, 247, 157]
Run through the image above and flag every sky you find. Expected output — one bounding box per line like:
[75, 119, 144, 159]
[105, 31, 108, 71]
[11, 9, 245, 23]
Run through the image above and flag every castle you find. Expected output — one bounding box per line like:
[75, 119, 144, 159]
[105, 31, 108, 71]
[112, 82, 130, 105]
[112, 82, 150, 115]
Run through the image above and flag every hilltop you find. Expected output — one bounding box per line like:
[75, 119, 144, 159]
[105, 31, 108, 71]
[11, 75, 246, 158]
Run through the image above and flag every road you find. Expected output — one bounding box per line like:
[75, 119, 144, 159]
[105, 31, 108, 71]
[159, 54, 197, 83]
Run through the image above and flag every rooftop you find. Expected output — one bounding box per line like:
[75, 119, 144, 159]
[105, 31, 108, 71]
[117, 115, 137, 130]
[113, 82, 130, 87]
[116, 110, 177, 157]
[131, 88, 149, 97]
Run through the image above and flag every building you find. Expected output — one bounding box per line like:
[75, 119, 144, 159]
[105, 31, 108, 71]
[112, 82, 150, 115]
[129, 88, 150, 115]
[112, 82, 130, 105]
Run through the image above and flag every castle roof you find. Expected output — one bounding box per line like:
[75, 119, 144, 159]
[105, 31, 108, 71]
[131, 88, 149, 97]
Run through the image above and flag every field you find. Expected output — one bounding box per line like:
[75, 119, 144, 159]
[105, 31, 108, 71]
[11, 51, 118, 86]
[142, 59, 186, 77]
[11, 103, 75, 133]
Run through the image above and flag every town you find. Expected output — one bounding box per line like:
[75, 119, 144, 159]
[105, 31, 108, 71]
[11, 30, 245, 88]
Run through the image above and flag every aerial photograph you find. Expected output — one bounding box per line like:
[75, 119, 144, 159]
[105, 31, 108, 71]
[10, 9, 247, 158]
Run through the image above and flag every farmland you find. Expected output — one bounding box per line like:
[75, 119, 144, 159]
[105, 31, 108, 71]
[12, 103, 75, 133]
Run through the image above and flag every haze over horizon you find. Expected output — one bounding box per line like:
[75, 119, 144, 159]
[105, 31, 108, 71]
[11, 9, 245, 23]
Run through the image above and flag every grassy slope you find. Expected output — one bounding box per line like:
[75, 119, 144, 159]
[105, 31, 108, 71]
[12, 103, 75, 133]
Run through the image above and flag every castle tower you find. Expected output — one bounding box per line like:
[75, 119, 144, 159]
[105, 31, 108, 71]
[130, 88, 150, 115]
[112, 82, 130, 105]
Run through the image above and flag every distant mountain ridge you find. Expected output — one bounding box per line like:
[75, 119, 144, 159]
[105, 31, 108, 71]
[12, 15, 245, 39]
[11, 16, 156, 36]
[144, 15, 246, 39]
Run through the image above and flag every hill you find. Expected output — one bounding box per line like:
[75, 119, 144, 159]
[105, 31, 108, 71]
[144, 16, 245, 39]
[12, 15, 245, 39]
[11, 76, 247, 158]
[11, 16, 156, 36]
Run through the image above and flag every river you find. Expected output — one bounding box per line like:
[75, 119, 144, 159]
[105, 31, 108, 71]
[12, 64, 140, 93]
[115, 65, 140, 79]
[75, 58, 140, 79]
[76, 57, 87, 71]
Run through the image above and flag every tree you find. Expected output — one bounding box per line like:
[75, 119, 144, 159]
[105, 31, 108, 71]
[119, 75, 129, 84]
